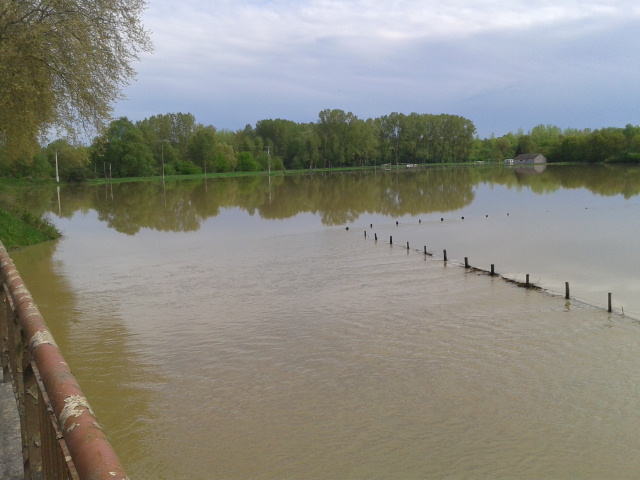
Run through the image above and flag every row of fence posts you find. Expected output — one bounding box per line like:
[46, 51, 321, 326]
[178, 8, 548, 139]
[363, 229, 617, 315]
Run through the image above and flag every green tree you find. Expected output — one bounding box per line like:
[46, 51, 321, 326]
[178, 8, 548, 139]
[91, 118, 154, 178]
[515, 134, 536, 156]
[187, 126, 218, 172]
[44, 139, 90, 182]
[234, 124, 265, 160]
[350, 118, 378, 166]
[255, 118, 305, 169]
[213, 143, 237, 172]
[494, 137, 514, 160]
[529, 124, 562, 152]
[0, 0, 152, 163]
[187, 126, 237, 173]
[378, 113, 401, 165]
[315, 109, 359, 168]
[236, 152, 259, 172]
[137, 113, 197, 171]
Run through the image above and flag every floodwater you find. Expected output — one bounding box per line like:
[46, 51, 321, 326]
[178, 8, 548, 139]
[8, 165, 640, 479]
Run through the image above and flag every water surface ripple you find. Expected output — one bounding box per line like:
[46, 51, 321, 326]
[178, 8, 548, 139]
[9, 166, 640, 479]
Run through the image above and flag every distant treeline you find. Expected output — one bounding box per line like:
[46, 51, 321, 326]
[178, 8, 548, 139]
[1, 110, 639, 181]
[477, 123, 640, 164]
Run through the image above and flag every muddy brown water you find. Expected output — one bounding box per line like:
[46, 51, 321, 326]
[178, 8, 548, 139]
[9, 165, 640, 479]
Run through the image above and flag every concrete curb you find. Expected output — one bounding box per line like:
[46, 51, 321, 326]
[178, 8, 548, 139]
[0, 380, 22, 480]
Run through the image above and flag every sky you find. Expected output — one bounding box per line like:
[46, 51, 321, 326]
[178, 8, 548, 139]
[113, 0, 640, 138]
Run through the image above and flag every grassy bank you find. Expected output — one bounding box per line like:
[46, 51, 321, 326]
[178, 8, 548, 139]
[0, 177, 59, 249]
[0, 206, 60, 251]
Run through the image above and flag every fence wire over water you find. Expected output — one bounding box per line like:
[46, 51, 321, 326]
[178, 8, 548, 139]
[5, 167, 640, 478]
[11, 221, 640, 479]
[365, 218, 635, 319]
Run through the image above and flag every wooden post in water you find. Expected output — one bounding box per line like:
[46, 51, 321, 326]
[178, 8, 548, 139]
[525, 274, 530, 288]
[424, 246, 427, 255]
[464, 257, 469, 268]
[374, 233, 377, 241]
[407, 241, 410, 250]
[390, 235, 392, 245]
[608, 293, 612, 313]
[490, 264, 495, 276]
[364, 231, 366, 238]
[443, 249, 447, 262]
[565, 282, 570, 300]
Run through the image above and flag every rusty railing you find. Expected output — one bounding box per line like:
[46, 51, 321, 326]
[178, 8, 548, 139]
[0, 241, 128, 480]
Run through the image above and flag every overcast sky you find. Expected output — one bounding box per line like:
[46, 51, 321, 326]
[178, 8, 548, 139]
[113, 0, 640, 138]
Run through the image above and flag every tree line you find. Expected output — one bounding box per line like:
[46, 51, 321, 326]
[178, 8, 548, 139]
[3, 2, 640, 184]
[475, 123, 640, 164]
[2, 112, 640, 182]
[0, 110, 477, 181]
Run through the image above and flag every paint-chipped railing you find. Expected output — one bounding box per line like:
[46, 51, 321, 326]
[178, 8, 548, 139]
[0, 241, 128, 480]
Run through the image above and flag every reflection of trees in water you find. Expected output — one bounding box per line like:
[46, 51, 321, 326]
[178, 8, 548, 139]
[545, 165, 640, 199]
[504, 164, 640, 198]
[93, 181, 204, 235]
[253, 169, 477, 225]
[13, 165, 640, 234]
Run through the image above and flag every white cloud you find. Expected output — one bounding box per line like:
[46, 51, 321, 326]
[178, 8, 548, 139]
[115, 0, 640, 136]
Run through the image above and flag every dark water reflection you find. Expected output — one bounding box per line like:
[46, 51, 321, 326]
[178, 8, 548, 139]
[11, 164, 640, 235]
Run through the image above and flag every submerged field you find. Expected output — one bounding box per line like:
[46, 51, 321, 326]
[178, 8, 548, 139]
[9, 164, 640, 478]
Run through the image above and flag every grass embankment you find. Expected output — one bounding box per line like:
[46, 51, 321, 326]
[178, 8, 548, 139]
[0, 178, 60, 250]
[0, 206, 60, 251]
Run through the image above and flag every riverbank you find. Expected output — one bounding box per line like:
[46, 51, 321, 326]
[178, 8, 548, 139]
[0, 178, 61, 250]
[0, 206, 60, 251]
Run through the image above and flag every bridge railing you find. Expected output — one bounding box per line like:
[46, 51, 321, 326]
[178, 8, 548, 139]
[0, 241, 128, 480]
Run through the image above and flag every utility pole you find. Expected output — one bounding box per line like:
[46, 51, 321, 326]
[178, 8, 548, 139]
[55, 150, 60, 183]
[161, 140, 166, 181]
[267, 146, 271, 176]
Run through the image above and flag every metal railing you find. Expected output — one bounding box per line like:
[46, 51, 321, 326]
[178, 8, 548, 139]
[0, 241, 128, 480]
